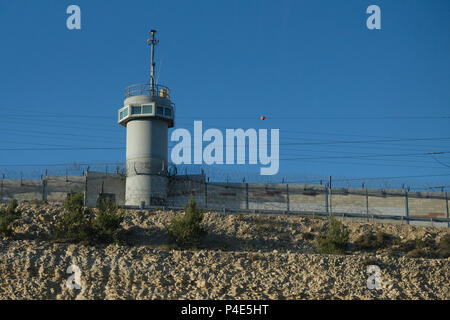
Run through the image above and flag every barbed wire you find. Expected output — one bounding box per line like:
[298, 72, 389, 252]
[0, 161, 449, 192]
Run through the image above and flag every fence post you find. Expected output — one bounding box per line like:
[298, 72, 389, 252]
[42, 176, 47, 202]
[365, 188, 369, 221]
[446, 191, 449, 228]
[286, 183, 290, 213]
[328, 176, 332, 216]
[405, 191, 409, 225]
[245, 183, 249, 210]
[84, 171, 88, 206]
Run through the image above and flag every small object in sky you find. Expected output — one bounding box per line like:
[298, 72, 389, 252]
[260, 116, 265, 120]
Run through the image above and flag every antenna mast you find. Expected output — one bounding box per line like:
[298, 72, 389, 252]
[147, 29, 159, 94]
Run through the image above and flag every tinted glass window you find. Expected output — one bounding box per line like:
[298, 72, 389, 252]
[131, 106, 142, 115]
[142, 105, 153, 114]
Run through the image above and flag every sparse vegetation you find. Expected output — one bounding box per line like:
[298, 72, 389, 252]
[92, 198, 124, 244]
[438, 234, 450, 258]
[397, 239, 417, 252]
[54, 192, 94, 243]
[385, 235, 448, 259]
[354, 231, 391, 251]
[167, 197, 207, 248]
[0, 199, 21, 237]
[54, 192, 124, 244]
[315, 215, 350, 254]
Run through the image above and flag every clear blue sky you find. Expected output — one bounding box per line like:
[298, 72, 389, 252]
[0, 0, 449, 189]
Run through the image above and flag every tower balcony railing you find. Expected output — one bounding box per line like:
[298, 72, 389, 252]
[125, 83, 171, 99]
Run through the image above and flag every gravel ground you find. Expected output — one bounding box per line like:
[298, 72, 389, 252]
[0, 203, 448, 300]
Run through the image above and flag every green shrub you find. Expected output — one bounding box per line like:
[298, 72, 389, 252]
[167, 197, 206, 248]
[414, 237, 436, 250]
[0, 199, 21, 237]
[92, 197, 124, 244]
[397, 239, 417, 252]
[54, 193, 124, 245]
[438, 234, 450, 258]
[54, 192, 94, 243]
[315, 214, 350, 254]
[355, 231, 390, 251]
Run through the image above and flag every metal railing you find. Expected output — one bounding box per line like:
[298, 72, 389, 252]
[125, 83, 171, 99]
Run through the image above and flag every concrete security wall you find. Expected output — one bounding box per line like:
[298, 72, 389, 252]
[366, 195, 404, 216]
[0, 179, 42, 202]
[167, 181, 449, 220]
[0, 172, 125, 207]
[248, 184, 287, 211]
[408, 196, 447, 218]
[289, 185, 326, 212]
[1, 173, 449, 223]
[45, 176, 85, 203]
[0, 176, 85, 203]
[168, 175, 207, 207]
[85, 172, 126, 207]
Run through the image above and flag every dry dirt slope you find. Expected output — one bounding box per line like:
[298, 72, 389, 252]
[0, 203, 448, 299]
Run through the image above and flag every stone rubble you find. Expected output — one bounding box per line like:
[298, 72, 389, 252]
[0, 203, 448, 299]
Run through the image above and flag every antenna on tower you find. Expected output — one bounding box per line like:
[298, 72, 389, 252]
[147, 29, 159, 94]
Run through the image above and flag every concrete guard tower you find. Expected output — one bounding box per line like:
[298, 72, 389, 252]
[118, 30, 175, 207]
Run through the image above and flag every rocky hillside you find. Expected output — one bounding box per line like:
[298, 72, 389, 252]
[0, 203, 448, 299]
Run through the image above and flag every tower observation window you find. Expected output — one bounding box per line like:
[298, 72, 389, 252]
[142, 105, 153, 114]
[131, 106, 142, 115]
[123, 107, 129, 117]
[120, 111, 124, 120]
[156, 106, 164, 116]
[164, 108, 172, 117]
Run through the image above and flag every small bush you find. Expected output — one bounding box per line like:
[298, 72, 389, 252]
[0, 199, 21, 237]
[355, 231, 390, 251]
[54, 192, 94, 243]
[414, 237, 435, 249]
[167, 197, 207, 248]
[438, 234, 450, 258]
[92, 198, 124, 244]
[397, 239, 417, 252]
[54, 193, 124, 245]
[315, 215, 350, 254]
